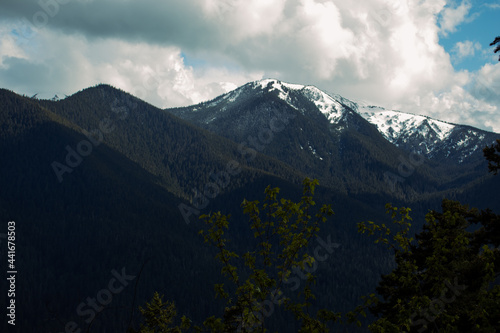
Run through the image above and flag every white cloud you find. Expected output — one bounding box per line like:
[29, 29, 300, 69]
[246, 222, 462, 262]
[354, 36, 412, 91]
[0, 25, 28, 67]
[484, 2, 500, 9]
[438, 0, 474, 36]
[452, 40, 482, 61]
[403, 82, 498, 131]
[0, 26, 262, 107]
[292, 0, 355, 78]
[0, 0, 499, 132]
[394, 64, 500, 133]
[473, 62, 500, 105]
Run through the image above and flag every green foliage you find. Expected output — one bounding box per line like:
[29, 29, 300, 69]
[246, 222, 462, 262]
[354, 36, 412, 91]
[355, 200, 500, 332]
[135, 178, 340, 332]
[358, 204, 413, 252]
[134, 176, 499, 332]
[198, 178, 339, 332]
[130, 292, 191, 333]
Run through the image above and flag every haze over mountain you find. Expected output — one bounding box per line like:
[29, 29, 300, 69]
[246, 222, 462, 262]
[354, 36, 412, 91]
[0, 80, 498, 332]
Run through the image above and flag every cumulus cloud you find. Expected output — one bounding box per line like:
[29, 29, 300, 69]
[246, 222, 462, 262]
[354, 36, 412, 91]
[0, 26, 27, 66]
[0, 26, 261, 107]
[438, 0, 475, 36]
[473, 62, 500, 106]
[0, 0, 499, 132]
[452, 40, 482, 61]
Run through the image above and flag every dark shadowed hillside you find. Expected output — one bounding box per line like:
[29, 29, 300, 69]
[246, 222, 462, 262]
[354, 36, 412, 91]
[0, 83, 498, 332]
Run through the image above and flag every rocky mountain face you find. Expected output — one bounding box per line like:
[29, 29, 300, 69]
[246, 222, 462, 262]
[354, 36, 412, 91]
[168, 79, 498, 200]
[358, 105, 497, 164]
[170, 79, 497, 165]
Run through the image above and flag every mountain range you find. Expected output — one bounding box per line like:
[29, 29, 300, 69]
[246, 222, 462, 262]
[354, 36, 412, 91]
[170, 79, 498, 202]
[0, 79, 498, 332]
[171, 78, 496, 164]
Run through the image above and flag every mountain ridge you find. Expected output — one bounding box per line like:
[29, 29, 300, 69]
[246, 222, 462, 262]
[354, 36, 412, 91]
[26, 80, 498, 162]
[1, 82, 499, 332]
[168, 78, 497, 165]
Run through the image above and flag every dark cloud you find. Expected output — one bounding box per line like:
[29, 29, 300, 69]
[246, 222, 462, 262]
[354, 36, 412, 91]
[0, 57, 51, 90]
[0, 0, 220, 50]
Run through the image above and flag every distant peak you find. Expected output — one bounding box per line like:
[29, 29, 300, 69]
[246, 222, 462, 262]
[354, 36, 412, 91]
[252, 78, 305, 91]
[247, 79, 352, 124]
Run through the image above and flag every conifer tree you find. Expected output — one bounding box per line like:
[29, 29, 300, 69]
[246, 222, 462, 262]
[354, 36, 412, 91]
[133, 178, 339, 332]
[354, 203, 500, 332]
[491, 36, 500, 61]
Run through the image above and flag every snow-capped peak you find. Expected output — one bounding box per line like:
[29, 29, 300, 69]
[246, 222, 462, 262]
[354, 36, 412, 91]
[171, 79, 496, 163]
[252, 79, 350, 123]
[250, 80, 496, 162]
[301, 86, 347, 123]
[252, 79, 303, 109]
[355, 103, 498, 162]
[358, 105, 456, 142]
[30, 93, 66, 101]
[255, 78, 305, 91]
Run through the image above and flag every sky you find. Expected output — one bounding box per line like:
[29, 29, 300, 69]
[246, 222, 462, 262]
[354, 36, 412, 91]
[0, 0, 499, 132]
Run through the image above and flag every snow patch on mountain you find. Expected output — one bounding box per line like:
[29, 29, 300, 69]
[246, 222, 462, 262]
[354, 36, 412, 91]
[456, 131, 486, 147]
[355, 104, 496, 162]
[253, 79, 349, 123]
[224, 87, 243, 103]
[32, 93, 66, 102]
[358, 105, 455, 142]
[302, 86, 346, 123]
[180, 78, 496, 163]
[254, 79, 302, 109]
[256, 79, 304, 91]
